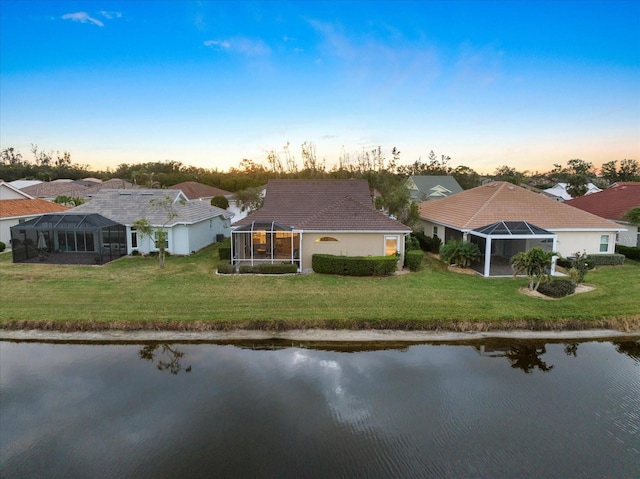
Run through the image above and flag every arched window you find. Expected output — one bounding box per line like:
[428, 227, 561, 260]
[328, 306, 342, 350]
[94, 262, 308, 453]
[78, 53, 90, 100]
[316, 236, 338, 242]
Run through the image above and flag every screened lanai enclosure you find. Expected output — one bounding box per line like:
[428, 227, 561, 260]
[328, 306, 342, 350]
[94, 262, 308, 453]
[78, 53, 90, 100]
[10, 213, 127, 265]
[467, 221, 557, 277]
[231, 221, 301, 270]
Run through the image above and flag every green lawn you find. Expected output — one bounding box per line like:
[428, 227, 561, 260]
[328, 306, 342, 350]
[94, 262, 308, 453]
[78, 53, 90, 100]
[1, 246, 639, 331]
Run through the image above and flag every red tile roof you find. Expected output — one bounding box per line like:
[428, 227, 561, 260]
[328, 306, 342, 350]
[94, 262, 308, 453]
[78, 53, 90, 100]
[564, 182, 640, 221]
[168, 181, 232, 200]
[235, 179, 410, 231]
[0, 199, 70, 218]
[418, 181, 622, 230]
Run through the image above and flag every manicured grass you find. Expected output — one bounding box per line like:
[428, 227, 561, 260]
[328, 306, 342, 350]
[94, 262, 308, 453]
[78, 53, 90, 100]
[1, 246, 639, 331]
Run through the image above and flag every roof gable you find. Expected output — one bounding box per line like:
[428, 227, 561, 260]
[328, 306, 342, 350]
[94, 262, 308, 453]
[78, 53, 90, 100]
[0, 181, 34, 199]
[418, 181, 622, 231]
[564, 182, 640, 221]
[168, 181, 232, 200]
[406, 176, 463, 200]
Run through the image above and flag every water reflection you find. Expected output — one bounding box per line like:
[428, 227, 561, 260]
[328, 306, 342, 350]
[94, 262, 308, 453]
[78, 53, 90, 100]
[138, 343, 192, 374]
[1, 338, 638, 479]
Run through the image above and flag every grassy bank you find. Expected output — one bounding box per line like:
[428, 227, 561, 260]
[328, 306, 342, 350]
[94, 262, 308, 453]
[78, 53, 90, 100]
[1, 246, 639, 332]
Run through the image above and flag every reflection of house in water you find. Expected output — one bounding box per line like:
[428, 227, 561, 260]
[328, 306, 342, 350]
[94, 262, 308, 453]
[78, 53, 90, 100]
[474, 342, 554, 373]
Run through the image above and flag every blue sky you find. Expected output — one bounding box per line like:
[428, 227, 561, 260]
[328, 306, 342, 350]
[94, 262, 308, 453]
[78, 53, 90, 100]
[1, 1, 638, 174]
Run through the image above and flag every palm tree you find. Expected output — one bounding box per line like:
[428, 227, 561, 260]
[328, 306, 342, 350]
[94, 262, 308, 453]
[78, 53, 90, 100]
[510, 248, 555, 291]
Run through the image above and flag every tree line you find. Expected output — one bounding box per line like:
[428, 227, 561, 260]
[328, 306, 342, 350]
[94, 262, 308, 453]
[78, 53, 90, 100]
[2, 142, 637, 229]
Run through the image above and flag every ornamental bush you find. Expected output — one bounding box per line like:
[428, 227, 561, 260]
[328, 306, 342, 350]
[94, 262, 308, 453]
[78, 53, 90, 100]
[404, 250, 424, 271]
[537, 279, 576, 298]
[0, 241, 5, 252]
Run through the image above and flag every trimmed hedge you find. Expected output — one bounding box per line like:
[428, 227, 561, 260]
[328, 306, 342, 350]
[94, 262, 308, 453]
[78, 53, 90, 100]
[537, 279, 576, 298]
[616, 245, 640, 261]
[238, 263, 298, 274]
[217, 260, 235, 274]
[218, 238, 231, 260]
[404, 250, 424, 271]
[586, 253, 625, 266]
[312, 254, 398, 276]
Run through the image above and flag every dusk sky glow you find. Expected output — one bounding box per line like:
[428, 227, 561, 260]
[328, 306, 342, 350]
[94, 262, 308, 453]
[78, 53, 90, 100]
[1, 1, 638, 174]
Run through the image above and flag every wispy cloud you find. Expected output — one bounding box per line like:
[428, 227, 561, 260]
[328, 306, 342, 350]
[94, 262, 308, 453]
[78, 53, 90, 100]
[62, 12, 104, 27]
[204, 37, 270, 56]
[99, 11, 123, 20]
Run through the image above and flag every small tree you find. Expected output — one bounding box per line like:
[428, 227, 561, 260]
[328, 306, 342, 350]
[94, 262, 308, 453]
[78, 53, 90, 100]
[569, 251, 591, 284]
[132, 196, 180, 268]
[510, 248, 555, 291]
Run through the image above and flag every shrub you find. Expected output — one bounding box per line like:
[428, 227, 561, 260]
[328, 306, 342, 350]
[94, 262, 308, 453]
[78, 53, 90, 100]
[218, 237, 231, 260]
[0, 241, 5, 252]
[404, 250, 424, 271]
[616, 245, 640, 261]
[586, 254, 625, 266]
[537, 280, 576, 298]
[217, 260, 235, 274]
[567, 251, 591, 284]
[312, 254, 398, 276]
[211, 195, 229, 209]
[411, 232, 441, 253]
[258, 263, 298, 274]
[131, 249, 140, 256]
[440, 239, 480, 267]
[405, 234, 421, 251]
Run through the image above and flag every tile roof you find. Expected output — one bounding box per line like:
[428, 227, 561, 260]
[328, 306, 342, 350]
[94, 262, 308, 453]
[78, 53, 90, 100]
[418, 181, 622, 231]
[564, 182, 640, 221]
[235, 179, 410, 231]
[20, 178, 141, 199]
[168, 181, 232, 200]
[0, 199, 70, 218]
[69, 189, 233, 226]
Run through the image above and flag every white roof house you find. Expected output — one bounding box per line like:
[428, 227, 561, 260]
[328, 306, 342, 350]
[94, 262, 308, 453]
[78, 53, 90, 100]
[543, 182, 602, 201]
[69, 189, 234, 255]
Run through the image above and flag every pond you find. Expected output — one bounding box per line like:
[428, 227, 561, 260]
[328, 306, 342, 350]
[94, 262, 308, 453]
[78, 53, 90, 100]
[1, 337, 639, 478]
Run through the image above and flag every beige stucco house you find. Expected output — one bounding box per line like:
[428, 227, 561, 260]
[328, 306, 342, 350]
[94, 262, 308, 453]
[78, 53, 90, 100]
[231, 179, 411, 272]
[418, 181, 624, 276]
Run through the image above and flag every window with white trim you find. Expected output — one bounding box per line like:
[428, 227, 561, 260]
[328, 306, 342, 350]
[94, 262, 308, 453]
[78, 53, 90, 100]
[599, 234, 609, 253]
[385, 236, 399, 256]
[433, 226, 439, 237]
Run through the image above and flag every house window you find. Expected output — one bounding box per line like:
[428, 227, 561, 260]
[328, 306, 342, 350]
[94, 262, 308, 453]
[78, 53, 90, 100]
[599, 234, 609, 253]
[433, 226, 439, 237]
[385, 236, 399, 256]
[131, 228, 138, 248]
[316, 237, 338, 242]
[154, 231, 169, 249]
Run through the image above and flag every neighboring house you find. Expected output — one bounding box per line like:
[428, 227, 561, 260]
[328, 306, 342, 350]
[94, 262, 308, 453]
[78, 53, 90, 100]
[565, 182, 640, 247]
[69, 189, 233, 255]
[418, 181, 624, 277]
[20, 178, 141, 201]
[168, 181, 261, 223]
[231, 179, 411, 272]
[7, 179, 42, 191]
[1, 180, 34, 200]
[543, 182, 602, 201]
[0, 184, 70, 248]
[405, 175, 463, 201]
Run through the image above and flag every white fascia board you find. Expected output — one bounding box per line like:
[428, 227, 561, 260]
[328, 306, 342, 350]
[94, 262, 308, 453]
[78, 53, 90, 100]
[470, 232, 556, 240]
[549, 227, 626, 232]
[303, 229, 411, 234]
